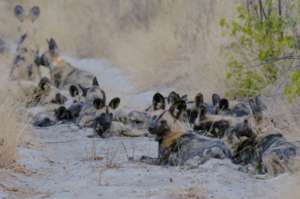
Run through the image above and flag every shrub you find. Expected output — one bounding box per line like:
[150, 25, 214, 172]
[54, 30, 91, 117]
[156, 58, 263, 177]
[220, 0, 299, 99]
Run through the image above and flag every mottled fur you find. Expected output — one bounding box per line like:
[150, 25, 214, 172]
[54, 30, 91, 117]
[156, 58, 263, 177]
[37, 38, 97, 89]
[233, 133, 299, 176]
[10, 5, 42, 83]
[141, 99, 231, 166]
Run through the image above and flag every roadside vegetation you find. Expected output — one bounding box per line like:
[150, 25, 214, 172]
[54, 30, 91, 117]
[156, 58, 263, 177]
[220, 0, 300, 101]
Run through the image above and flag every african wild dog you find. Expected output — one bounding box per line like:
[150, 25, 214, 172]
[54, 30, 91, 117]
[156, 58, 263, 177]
[27, 77, 68, 107]
[140, 98, 232, 167]
[112, 91, 184, 133]
[36, 38, 97, 89]
[92, 97, 124, 138]
[75, 79, 107, 127]
[213, 96, 251, 117]
[10, 5, 43, 82]
[46, 76, 106, 128]
[233, 133, 299, 176]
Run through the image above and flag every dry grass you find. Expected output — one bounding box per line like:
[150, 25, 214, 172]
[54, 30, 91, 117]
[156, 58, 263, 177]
[0, 88, 27, 168]
[0, 0, 239, 95]
[0, 53, 29, 168]
[168, 186, 208, 199]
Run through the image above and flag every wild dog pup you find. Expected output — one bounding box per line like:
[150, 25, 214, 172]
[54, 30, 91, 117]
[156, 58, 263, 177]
[233, 133, 299, 176]
[10, 5, 43, 82]
[36, 38, 97, 89]
[140, 99, 232, 167]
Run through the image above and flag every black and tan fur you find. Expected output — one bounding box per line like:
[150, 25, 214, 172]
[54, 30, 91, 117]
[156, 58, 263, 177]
[141, 98, 232, 166]
[37, 38, 97, 89]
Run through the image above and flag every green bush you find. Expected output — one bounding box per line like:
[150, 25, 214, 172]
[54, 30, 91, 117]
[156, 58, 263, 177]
[220, 0, 299, 100]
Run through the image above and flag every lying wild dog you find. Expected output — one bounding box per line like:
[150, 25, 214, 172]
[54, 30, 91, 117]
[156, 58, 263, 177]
[114, 110, 151, 131]
[28, 77, 84, 127]
[190, 95, 267, 139]
[74, 79, 106, 127]
[140, 99, 232, 167]
[214, 96, 251, 117]
[27, 77, 68, 107]
[32, 102, 82, 128]
[10, 5, 43, 83]
[233, 133, 299, 176]
[29, 76, 100, 127]
[85, 97, 126, 138]
[36, 38, 97, 89]
[113, 91, 184, 133]
[190, 103, 255, 141]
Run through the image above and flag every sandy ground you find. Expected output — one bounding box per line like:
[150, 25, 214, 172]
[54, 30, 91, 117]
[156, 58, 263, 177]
[0, 58, 299, 199]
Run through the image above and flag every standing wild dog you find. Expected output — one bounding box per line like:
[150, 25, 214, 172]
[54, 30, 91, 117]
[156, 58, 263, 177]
[10, 5, 42, 83]
[36, 38, 97, 89]
[140, 98, 232, 167]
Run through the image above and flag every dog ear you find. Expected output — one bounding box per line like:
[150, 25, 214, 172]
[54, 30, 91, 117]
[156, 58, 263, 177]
[93, 98, 105, 110]
[14, 5, 25, 22]
[187, 109, 199, 124]
[69, 85, 79, 97]
[92, 77, 100, 87]
[255, 95, 267, 111]
[39, 77, 51, 90]
[219, 98, 229, 110]
[212, 94, 221, 106]
[153, 92, 165, 110]
[169, 100, 187, 119]
[167, 91, 180, 105]
[195, 92, 204, 107]
[30, 6, 40, 22]
[181, 94, 188, 102]
[48, 38, 58, 51]
[249, 96, 266, 122]
[109, 97, 121, 110]
[199, 105, 207, 120]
